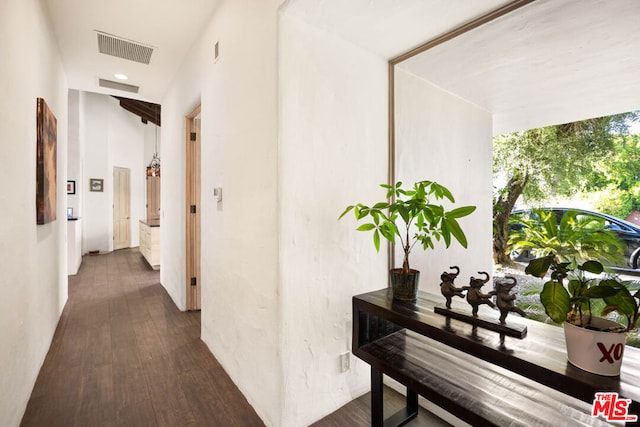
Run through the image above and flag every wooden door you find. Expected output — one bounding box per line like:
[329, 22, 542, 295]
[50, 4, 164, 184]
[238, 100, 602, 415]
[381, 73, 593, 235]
[146, 176, 160, 221]
[186, 105, 201, 310]
[113, 167, 131, 250]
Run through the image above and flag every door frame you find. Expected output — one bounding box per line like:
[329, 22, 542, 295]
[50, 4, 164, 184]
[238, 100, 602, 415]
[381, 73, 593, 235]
[186, 104, 201, 311]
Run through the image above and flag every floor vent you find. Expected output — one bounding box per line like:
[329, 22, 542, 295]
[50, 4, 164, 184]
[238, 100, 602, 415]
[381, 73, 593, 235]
[96, 31, 154, 64]
[99, 78, 139, 93]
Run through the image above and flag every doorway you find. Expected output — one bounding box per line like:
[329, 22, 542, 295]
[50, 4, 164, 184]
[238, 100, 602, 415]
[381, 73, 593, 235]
[113, 166, 131, 250]
[186, 104, 201, 310]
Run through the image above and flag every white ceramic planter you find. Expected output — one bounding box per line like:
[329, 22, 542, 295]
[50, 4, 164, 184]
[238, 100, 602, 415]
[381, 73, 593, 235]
[563, 316, 627, 376]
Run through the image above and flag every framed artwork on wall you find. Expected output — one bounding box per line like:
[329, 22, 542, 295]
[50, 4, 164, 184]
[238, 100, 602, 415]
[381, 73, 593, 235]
[36, 97, 57, 224]
[90, 178, 104, 192]
[67, 180, 76, 194]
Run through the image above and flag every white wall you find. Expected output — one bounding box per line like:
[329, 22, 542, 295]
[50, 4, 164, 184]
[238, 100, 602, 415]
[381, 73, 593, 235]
[0, 0, 68, 425]
[161, 0, 283, 425]
[82, 93, 146, 253]
[82, 93, 109, 252]
[108, 97, 146, 248]
[161, 2, 491, 427]
[278, 12, 389, 426]
[394, 69, 493, 294]
[67, 90, 84, 274]
[162, 3, 490, 426]
[143, 123, 161, 219]
[67, 90, 82, 216]
[144, 123, 161, 170]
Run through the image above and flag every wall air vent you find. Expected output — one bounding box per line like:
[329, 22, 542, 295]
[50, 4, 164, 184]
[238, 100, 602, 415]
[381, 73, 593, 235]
[99, 78, 139, 94]
[96, 31, 154, 64]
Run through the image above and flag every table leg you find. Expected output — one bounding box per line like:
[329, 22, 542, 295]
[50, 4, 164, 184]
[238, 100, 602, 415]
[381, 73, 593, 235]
[371, 366, 384, 427]
[407, 388, 418, 414]
[370, 367, 419, 427]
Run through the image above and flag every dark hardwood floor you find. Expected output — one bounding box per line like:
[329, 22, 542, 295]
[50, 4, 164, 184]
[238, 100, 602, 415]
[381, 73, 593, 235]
[20, 249, 264, 427]
[312, 388, 451, 427]
[21, 248, 450, 427]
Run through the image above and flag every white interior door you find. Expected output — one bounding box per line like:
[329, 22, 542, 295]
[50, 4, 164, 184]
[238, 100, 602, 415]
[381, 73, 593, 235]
[113, 166, 131, 250]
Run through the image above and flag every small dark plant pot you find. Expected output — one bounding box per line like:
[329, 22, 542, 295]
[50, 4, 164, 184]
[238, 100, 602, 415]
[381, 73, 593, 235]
[389, 268, 420, 301]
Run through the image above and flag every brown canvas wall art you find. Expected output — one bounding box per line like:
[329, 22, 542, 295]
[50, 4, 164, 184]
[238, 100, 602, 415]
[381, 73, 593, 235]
[36, 97, 57, 224]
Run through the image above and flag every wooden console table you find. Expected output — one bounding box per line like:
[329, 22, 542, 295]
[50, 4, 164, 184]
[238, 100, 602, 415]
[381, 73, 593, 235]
[352, 289, 640, 426]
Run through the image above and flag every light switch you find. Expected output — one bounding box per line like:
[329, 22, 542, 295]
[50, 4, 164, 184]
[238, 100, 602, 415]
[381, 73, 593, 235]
[213, 187, 222, 202]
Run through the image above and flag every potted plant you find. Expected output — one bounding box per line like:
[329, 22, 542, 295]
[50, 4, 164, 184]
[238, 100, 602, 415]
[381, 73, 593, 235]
[339, 180, 476, 301]
[525, 255, 640, 376]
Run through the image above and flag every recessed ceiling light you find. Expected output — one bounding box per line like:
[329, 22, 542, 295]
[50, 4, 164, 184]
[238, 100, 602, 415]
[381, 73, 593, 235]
[114, 73, 128, 80]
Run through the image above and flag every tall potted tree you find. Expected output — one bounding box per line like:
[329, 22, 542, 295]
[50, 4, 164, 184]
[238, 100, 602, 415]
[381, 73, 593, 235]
[339, 180, 476, 301]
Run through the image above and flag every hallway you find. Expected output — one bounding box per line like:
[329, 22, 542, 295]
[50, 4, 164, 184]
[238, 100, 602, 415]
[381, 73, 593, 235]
[19, 249, 448, 427]
[20, 249, 264, 427]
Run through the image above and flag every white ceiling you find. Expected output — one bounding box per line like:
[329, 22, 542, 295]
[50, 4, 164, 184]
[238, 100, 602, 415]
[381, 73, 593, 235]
[43, 0, 223, 102]
[44, 0, 640, 132]
[281, 0, 513, 60]
[398, 0, 640, 134]
[44, 0, 514, 102]
[284, 0, 640, 134]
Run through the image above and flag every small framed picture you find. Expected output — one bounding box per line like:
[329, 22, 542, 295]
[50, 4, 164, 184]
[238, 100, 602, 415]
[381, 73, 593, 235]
[66, 207, 73, 219]
[67, 180, 76, 195]
[90, 178, 104, 192]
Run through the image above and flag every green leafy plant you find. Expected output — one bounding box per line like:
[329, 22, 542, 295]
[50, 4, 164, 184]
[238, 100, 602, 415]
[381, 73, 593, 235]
[525, 255, 640, 331]
[339, 180, 476, 275]
[491, 112, 639, 264]
[509, 208, 625, 266]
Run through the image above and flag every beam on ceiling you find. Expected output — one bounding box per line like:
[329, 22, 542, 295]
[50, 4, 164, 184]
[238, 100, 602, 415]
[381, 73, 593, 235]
[113, 96, 161, 126]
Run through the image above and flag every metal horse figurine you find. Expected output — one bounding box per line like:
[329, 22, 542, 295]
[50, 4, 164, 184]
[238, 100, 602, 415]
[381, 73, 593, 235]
[495, 276, 526, 324]
[439, 266, 466, 309]
[466, 272, 496, 317]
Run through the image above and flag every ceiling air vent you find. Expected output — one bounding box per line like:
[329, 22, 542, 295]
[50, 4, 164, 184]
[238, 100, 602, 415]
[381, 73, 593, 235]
[99, 78, 139, 94]
[96, 31, 154, 64]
